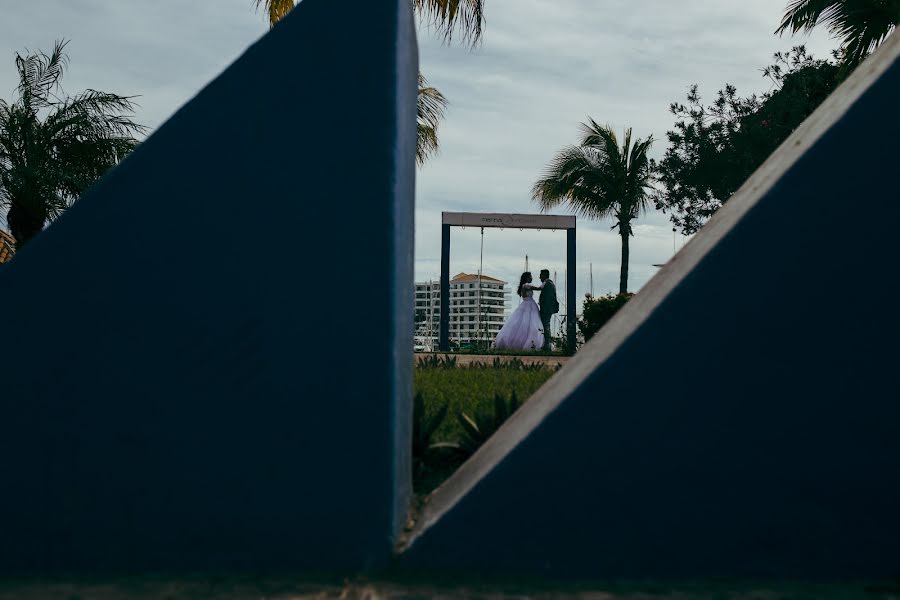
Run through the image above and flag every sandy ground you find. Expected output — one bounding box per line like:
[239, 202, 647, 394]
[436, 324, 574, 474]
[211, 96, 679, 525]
[0, 577, 896, 600]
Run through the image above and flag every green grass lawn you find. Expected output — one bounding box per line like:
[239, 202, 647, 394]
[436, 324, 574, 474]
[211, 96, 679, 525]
[411, 357, 559, 494]
[414, 362, 557, 443]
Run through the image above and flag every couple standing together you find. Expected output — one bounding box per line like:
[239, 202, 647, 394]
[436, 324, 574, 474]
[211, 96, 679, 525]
[494, 269, 559, 352]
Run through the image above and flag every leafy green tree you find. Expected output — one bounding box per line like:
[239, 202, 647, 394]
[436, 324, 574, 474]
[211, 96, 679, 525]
[254, 0, 483, 165]
[0, 41, 144, 249]
[777, 0, 899, 68]
[533, 122, 655, 294]
[655, 47, 839, 234]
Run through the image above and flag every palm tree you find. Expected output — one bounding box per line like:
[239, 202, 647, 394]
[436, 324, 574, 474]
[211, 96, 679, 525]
[0, 41, 144, 250]
[777, 0, 899, 68]
[533, 121, 654, 294]
[253, 0, 484, 165]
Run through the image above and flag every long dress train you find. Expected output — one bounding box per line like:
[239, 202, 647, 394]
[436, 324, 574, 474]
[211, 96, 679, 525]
[493, 285, 545, 351]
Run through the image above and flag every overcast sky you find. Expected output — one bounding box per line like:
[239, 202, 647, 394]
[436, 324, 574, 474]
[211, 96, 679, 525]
[0, 0, 836, 311]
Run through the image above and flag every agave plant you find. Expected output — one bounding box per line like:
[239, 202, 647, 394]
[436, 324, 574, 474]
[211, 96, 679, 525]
[412, 392, 469, 492]
[416, 354, 458, 369]
[457, 390, 521, 455]
[413, 392, 450, 466]
[469, 356, 553, 371]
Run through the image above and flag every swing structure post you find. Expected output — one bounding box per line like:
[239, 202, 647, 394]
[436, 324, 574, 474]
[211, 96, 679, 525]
[439, 212, 577, 353]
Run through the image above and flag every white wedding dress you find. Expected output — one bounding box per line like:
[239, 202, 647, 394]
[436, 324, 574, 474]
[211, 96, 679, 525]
[493, 285, 545, 351]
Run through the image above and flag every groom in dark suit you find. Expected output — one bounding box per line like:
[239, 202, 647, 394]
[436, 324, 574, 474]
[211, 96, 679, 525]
[538, 269, 558, 351]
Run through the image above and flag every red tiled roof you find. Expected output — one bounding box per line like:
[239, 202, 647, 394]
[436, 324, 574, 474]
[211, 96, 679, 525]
[0, 229, 15, 265]
[452, 272, 506, 284]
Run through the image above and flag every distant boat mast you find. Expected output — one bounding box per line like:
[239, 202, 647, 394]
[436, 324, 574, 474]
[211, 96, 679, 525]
[590, 262, 594, 296]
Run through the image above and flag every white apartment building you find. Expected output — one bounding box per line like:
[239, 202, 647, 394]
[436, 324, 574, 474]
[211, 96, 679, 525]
[415, 272, 511, 350]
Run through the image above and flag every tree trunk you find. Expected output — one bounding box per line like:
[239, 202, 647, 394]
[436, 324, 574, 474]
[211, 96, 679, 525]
[6, 201, 45, 251]
[619, 220, 630, 294]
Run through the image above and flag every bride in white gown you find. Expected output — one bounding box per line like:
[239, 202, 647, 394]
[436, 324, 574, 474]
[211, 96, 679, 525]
[493, 271, 545, 351]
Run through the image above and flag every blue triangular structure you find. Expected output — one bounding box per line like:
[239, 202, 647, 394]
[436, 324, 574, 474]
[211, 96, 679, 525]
[402, 35, 900, 578]
[0, 0, 416, 572]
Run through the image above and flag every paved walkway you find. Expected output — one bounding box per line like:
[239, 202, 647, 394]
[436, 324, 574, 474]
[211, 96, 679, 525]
[415, 352, 570, 367]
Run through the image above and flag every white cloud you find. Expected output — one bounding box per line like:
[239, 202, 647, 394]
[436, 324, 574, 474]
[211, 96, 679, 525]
[1, 0, 837, 303]
[416, 0, 836, 301]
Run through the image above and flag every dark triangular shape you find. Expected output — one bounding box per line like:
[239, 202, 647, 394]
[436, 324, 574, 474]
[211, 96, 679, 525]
[0, 0, 417, 573]
[401, 34, 900, 578]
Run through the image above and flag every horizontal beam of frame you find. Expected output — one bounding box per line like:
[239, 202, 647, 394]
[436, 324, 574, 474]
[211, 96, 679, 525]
[442, 212, 575, 230]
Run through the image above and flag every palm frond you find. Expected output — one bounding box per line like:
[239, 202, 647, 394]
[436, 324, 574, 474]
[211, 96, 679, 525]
[255, 0, 296, 27]
[1, 41, 143, 247]
[831, 0, 899, 65]
[533, 122, 655, 223]
[777, 0, 899, 66]
[414, 0, 485, 46]
[532, 145, 617, 220]
[777, 0, 836, 34]
[0, 99, 10, 139]
[416, 73, 448, 166]
[14, 40, 68, 111]
[33, 40, 69, 96]
[624, 135, 656, 218]
[579, 119, 617, 152]
[46, 89, 146, 139]
[579, 120, 628, 179]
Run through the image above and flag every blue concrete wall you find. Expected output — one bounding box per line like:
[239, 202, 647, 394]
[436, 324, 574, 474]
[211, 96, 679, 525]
[0, 0, 416, 573]
[402, 44, 900, 578]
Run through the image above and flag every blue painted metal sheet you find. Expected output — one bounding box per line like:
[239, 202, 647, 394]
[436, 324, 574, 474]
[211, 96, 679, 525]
[0, 0, 416, 573]
[402, 39, 900, 579]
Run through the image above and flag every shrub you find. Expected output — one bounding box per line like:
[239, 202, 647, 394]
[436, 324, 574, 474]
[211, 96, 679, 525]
[416, 354, 459, 369]
[578, 293, 634, 341]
